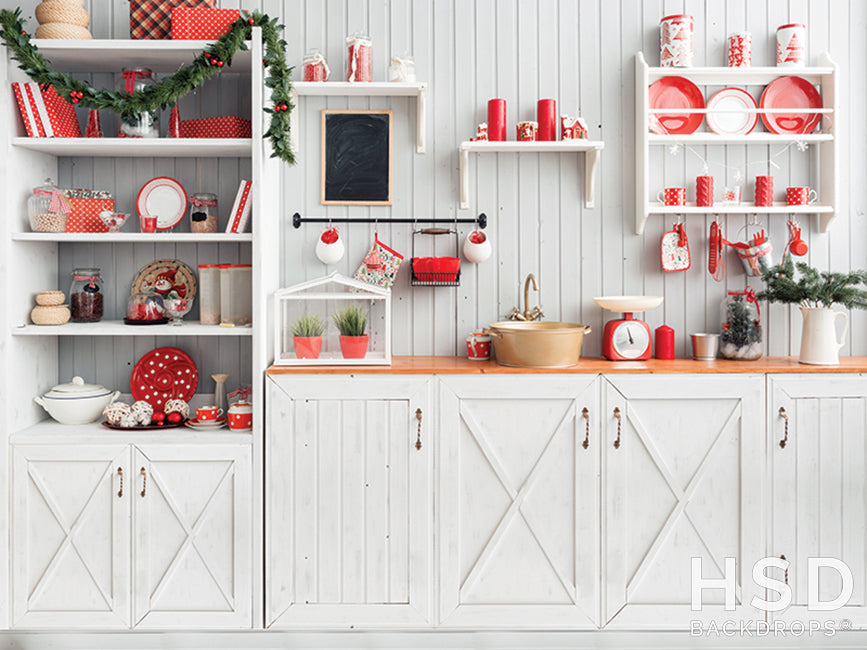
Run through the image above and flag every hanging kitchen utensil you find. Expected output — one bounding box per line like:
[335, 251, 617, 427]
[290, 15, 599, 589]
[731, 217, 774, 277]
[354, 232, 404, 288]
[410, 228, 461, 286]
[784, 219, 809, 256]
[661, 220, 691, 272]
[708, 219, 726, 282]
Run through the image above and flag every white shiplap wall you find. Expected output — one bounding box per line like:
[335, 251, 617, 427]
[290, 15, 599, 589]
[11, 0, 866, 358]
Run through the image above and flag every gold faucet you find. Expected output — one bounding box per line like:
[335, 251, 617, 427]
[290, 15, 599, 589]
[509, 273, 544, 321]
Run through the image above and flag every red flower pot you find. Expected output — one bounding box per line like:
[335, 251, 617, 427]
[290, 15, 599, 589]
[339, 335, 369, 359]
[293, 336, 323, 359]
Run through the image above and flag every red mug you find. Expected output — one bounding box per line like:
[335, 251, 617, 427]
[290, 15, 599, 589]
[657, 187, 686, 206]
[196, 405, 222, 421]
[139, 214, 157, 233]
[755, 175, 774, 207]
[466, 332, 492, 361]
[786, 186, 818, 205]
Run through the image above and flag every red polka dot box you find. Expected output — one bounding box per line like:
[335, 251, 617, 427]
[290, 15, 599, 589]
[131, 347, 198, 412]
[171, 8, 241, 41]
[62, 188, 114, 233]
[178, 116, 252, 139]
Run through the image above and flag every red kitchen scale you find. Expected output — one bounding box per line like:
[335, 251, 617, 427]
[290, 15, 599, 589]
[594, 296, 664, 361]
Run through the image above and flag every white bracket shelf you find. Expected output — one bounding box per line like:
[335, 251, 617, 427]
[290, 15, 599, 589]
[289, 81, 427, 154]
[458, 140, 604, 210]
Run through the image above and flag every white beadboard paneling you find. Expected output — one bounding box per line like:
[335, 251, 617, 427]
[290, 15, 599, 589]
[10, 0, 867, 358]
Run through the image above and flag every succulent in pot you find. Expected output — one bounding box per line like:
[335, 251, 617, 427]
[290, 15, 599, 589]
[34, 376, 121, 425]
[333, 305, 369, 359]
[291, 313, 326, 359]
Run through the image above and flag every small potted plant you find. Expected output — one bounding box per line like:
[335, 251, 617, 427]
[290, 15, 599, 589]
[291, 313, 326, 359]
[759, 256, 867, 365]
[333, 305, 368, 359]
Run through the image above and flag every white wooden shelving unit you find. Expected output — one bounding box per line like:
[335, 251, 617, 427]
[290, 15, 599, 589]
[0, 31, 280, 629]
[634, 51, 838, 235]
[289, 81, 427, 153]
[458, 139, 605, 210]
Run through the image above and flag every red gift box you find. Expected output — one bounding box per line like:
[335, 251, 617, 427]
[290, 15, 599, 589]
[172, 7, 240, 40]
[129, 0, 215, 40]
[63, 190, 114, 233]
[12, 82, 80, 138]
[178, 116, 252, 138]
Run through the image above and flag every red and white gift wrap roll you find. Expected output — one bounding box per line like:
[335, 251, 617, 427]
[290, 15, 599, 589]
[516, 121, 538, 141]
[696, 175, 714, 206]
[487, 99, 506, 141]
[537, 99, 557, 141]
[660, 14, 694, 68]
[302, 50, 330, 81]
[755, 175, 774, 207]
[727, 32, 752, 67]
[777, 23, 806, 66]
[346, 34, 372, 82]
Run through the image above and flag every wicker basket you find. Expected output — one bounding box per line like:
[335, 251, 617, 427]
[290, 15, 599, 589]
[31, 304, 71, 326]
[35, 290, 65, 306]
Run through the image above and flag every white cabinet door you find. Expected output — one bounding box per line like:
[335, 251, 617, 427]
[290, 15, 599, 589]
[770, 374, 867, 628]
[12, 444, 130, 629]
[266, 376, 433, 628]
[438, 375, 600, 628]
[602, 375, 765, 629]
[132, 444, 251, 628]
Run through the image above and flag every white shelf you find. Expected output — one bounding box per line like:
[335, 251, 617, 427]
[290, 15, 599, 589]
[10, 418, 252, 444]
[275, 350, 390, 366]
[647, 203, 835, 215]
[13, 232, 253, 243]
[28, 39, 252, 73]
[647, 64, 835, 85]
[290, 82, 428, 153]
[648, 133, 833, 145]
[13, 321, 253, 337]
[13, 137, 252, 157]
[458, 140, 604, 210]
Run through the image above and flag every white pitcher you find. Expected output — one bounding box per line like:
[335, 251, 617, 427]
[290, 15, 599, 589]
[799, 307, 848, 365]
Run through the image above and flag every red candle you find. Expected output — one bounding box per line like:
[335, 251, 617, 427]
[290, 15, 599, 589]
[655, 325, 675, 359]
[537, 99, 557, 141]
[487, 98, 506, 141]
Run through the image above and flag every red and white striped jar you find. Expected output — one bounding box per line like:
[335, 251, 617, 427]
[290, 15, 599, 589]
[776, 23, 806, 67]
[660, 14, 694, 67]
[727, 32, 752, 67]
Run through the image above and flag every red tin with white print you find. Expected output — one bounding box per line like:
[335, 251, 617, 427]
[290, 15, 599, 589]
[727, 32, 752, 67]
[660, 14, 694, 68]
[777, 23, 806, 66]
[227, 401, 253, 431]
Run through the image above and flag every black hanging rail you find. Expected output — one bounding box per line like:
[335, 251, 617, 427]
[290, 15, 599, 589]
[292, 212, 487, 230]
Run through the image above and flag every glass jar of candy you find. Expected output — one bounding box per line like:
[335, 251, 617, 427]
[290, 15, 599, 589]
[28, 178, 69, 232]
[719, 290, 762, 360]
[346, 34, 372, 82]
[189, 192, 218, 233]
[70, 268, 104, 322]
[116, 68, 159, 138]
[302, 49, 330, 81]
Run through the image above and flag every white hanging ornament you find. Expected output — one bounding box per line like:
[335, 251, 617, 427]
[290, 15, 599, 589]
[315, 226, 345, 265]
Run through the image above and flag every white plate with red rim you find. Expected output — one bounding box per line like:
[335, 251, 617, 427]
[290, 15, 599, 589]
[185, 417, 227, 430]
[136, 176, 187, 231]
[706, 88, 758, 136]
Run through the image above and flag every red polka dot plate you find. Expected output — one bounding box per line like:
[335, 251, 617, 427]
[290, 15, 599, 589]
[131, 347, 198, 411]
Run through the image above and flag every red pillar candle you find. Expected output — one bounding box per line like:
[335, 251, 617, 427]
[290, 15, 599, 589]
[655, 325, 675, 359]
[487, 98, 506, 141]
[537, 99, 557, 141]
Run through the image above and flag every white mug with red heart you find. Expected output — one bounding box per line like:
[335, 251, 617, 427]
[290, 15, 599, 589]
[196, 405, 223, 421]
[463, 230, 492, 264]
[657, 187, 687, 206]
[786, 186, 818, 205]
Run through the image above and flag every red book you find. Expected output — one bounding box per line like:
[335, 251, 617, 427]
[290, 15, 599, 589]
[226, 180, 252, 233]
[30, 85, 81, 138]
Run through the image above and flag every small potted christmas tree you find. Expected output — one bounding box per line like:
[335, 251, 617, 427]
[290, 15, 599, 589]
[291, 313, 326, 359]
[333, 305, 369, 359]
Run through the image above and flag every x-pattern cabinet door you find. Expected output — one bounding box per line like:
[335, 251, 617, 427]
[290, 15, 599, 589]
[770, 374, 867, 628]
[132, 444, 252, 628]
[438, 375, 600, 628]
[12, 444, 130, 629]
[602, 374, 765, 629]
[266, 376, 433, 628]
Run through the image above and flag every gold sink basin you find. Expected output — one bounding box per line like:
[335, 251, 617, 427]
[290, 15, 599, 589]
[485, 321, 592, 368]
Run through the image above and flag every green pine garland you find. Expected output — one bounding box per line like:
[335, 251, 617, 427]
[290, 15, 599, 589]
[759, 255, 867, 310]
[0, 7, 295, 164]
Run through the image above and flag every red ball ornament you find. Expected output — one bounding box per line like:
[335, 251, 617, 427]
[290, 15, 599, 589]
[249, 18, 255, 25]
[166, 411, 183, 424]
[151, 411, 166, 425]
[217, 61, 224, 67]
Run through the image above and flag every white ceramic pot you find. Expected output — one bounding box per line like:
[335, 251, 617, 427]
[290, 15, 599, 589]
[463, 230, 492, 264]
[34, 376, 120, 424]
[315, 229, 345, 265]
[799, 307, 848, 365]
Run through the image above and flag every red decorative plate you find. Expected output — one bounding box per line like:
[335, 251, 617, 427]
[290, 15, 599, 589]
[131, 347, 198, 411]
[136, 177, 187, 231]
[760, 76, 822, 135]
[706, 88, 758, 135]
[648, 76, 705, 135]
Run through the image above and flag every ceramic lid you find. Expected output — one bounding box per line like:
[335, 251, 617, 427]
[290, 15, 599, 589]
[44, 376, 112, 399]
[229, 401, 253, 412]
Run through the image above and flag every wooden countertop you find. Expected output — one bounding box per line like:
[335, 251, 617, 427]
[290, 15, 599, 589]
[267, 356, 867, 375]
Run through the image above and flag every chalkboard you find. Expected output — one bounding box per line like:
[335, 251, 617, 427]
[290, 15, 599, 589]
[321, 110, 392, 205]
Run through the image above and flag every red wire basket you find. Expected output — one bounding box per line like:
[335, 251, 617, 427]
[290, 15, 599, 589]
[410, 228, 461, 286]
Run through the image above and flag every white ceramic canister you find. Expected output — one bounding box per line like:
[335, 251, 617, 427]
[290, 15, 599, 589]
[776, 23, 806, 67]
[462, 230, 492, 264]
[660, 14, 694, 68]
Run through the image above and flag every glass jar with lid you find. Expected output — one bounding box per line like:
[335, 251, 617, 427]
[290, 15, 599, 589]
[302, 48, 330, 81]
[189, 193, 218, 233]
[70, 268, 104, 323]
[719, 289, 762, 360]
[116, 68, 159, 138]
[28, 178, 70, 232]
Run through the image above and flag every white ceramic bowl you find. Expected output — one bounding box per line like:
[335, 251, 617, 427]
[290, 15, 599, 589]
[34, 376, 120, 425]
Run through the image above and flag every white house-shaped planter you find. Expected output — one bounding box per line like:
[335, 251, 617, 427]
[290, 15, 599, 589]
[273, 272, 391, 366]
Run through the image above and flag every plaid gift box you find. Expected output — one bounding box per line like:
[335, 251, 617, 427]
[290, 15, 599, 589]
[178, 116, 252, 138]
[129, 0, 215, 40]
[172, 7, 240, 40]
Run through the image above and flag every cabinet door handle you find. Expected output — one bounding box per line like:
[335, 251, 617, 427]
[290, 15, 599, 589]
[117, 467, 123, 498]
[415, 408, 423, 451]
[581, 407, 590, 449]
[140, 467, 147, 498]
[613, 407, 622, 449]
[779, 407, 789, 449]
